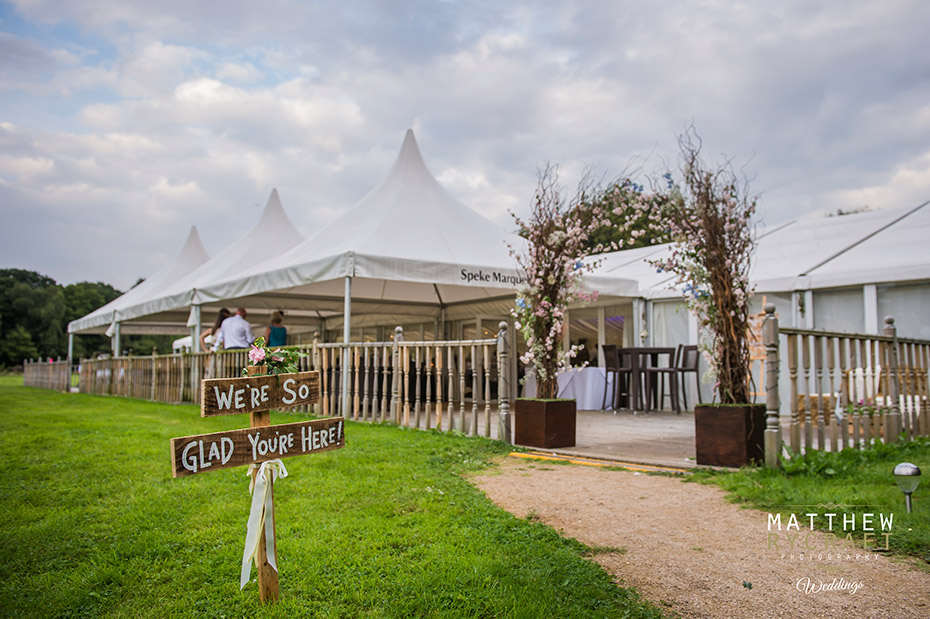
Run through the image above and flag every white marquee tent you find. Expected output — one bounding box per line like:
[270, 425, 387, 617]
[67, 189, 303, 355]
[66, 225, 210, 341]
[114, 187, 303, 327]
[106, 129, 639, 347]
[591, 199, 930, 352]
[69, 126, 927, 402]
[190, 129, 535, 332]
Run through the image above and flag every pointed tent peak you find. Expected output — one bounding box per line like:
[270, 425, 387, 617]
[178, 225, 210, 265]
[264, 187, 283, 213]
[258, 187, 285, 223]
[274, 128, 521, 268]
[401, 128, 419, 153]
[250, 187, 303, 247]
[145, 225, 211, 286]
[383, 128, 434, 182]
[67, 225, 212, 333]
[168, 189, 303, 287]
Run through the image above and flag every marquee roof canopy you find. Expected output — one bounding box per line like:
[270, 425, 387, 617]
[67, 226, 210, 335]
[116, 188, 303, 323]
[152, 129, 638, 328]
[765, 200, 930, 291]
[193, 130, 530, 313]
[596, 200, 930, 301]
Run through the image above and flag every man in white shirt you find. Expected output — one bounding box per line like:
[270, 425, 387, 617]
[216, 307, 254, 350]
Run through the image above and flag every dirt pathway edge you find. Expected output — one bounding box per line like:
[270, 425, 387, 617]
[472, 458, 930, 619]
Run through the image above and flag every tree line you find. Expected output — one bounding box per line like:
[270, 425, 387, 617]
[0, 269, 173, 368]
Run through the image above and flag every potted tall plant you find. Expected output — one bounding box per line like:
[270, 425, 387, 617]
[613, 129, 761, 466]
[510, 166, 605, 448]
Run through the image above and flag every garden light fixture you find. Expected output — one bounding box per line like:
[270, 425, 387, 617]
[893, 462, 921, 514]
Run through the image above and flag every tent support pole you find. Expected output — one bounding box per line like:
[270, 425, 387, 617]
[863, 284, 878, 333]
[190, 305, 202, 353]
[632, 299, 644, 347]
[433, 284, 446, 341]
[113, 322, 121, 358]
[189, 304, 202, 399]
[67, 333, 74, 379]
[342, 276, 352, 416]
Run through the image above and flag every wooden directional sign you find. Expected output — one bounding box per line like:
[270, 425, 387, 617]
[201, 371, 321, 417]
[170, 417, 345, 478]
[172, 368, 333, 603]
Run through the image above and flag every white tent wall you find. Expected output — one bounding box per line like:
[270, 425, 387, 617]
[650, 301, 689, 348]
[812, 288, 866, 333]
[748, 293, 792, 326]
[583, 202, 929, 409]
[563, 304, 626, 368]
[878, 283, 930, 339]
[650, 300, 705, 407]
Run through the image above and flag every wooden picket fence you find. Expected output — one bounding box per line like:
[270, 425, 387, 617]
[761, 311, 930, 463]
[68, 324, 514, 441]
[23, 358, 71, 392]
[78, 352, 210, 403]
[312, 329, 503, 436]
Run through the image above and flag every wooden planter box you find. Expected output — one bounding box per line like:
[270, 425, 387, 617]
[514, 399, 576, 448]
[694, 404, 766, 467]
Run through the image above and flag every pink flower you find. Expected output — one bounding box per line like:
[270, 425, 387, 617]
[249, 345, 266, 364]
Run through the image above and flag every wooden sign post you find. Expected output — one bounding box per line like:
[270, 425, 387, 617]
[170, 369, 341, 603]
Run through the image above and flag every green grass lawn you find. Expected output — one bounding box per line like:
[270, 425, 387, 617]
[0, 377, 664, 618]
[692, 438, 930, 565]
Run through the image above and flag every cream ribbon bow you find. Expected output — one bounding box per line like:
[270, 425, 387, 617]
[240, 459, 288, 589]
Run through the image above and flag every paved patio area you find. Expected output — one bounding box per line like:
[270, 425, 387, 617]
[540, 407, 796, 470]
[557, 408, 698, 469]
[423, 403, 776, 470]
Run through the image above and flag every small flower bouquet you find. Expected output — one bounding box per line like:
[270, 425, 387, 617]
[242, 337, 306, 376]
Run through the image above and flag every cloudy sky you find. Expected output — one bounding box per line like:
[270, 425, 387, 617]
[1, 0, 928, 290]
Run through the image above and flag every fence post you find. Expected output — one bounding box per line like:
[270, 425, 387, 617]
[763, 304, 782, 467]
[391, 326, 403, 423]
[883, 316, 902, 442]
[149, 347, 156, 401]
[179, 354, 185, 402]
[67, 333, 74, 391]
[497, 321, 512, 444]
[311, 331, 321, 415]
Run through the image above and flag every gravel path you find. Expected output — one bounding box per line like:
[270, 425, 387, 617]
[472, 458, 930, 619]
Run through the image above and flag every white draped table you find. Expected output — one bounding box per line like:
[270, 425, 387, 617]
[522, 367, 614, 410]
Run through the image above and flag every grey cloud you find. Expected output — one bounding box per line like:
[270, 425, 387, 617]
[0, 31, 61, 84]
[1, 0, 929, 288]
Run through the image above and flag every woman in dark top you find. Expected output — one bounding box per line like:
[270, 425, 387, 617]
[265, 310, 287, 347]
[200, 307, 231, 352]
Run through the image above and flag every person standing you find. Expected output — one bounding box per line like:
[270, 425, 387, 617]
[216, 307, 254, 350]
[265, 310, 287, 347]
[200, 308, 231, 352]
